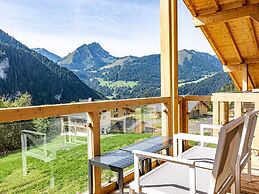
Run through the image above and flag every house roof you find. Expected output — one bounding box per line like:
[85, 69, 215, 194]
[188, 101, 199, 112]
[188, 101, 211, 112]
[183, 0, 259, 91]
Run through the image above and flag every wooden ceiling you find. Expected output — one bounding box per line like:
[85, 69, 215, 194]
[183, 0, 259, 91]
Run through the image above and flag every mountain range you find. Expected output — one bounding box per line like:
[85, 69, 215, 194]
[36, 43, 231, 99]
[0, 28, 231, 104]
[0, 30, 104, 105]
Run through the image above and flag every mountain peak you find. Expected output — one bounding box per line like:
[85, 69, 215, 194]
[78, 42, 102, 50]
[59, 42, 117, 70]
[88, 42, 101, 47]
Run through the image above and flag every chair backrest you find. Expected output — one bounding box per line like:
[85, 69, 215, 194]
[240, 110, 259, 161]
[208, 115, 245, 193]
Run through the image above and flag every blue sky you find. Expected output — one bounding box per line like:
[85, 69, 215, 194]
[0, 0, 214, 57]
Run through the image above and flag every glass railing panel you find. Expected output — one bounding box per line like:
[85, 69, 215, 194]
[100, 104, 162, 185]
[0, 113, 88, 193]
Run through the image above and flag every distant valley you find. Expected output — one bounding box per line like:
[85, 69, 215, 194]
[36, 43, 231, 99]
[0, 28, 231, 105]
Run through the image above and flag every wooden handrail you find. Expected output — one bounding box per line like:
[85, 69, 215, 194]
[0, 97, 171, 123]
[179, 95, 211, 101]
[212, 92, 259, 102]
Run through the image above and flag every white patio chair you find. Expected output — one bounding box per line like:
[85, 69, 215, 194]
[174, 109, 259, 193]
[129, 115, 246, 194]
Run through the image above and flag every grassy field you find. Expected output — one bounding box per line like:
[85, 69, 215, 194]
[0, 133, 153, 194]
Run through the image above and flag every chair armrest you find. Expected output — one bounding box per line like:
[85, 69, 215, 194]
[133, 150, 195, 166]
[173, 133, 218, 157]
[174, 133, 218, 144]
[133, 150, 196, 194]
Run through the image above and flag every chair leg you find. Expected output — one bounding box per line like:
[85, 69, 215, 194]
[231, 183, 236, 194]
[248, 157, 252, 182]
[233, 163, 241, 194]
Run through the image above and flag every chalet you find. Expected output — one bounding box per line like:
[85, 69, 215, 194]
[188, 101, 211, 118]
[111, 107, 135, 118]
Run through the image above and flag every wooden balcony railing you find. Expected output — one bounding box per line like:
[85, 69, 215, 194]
[4, 94, 259, 193]
[0, 96, 171, 194]
[0, 95, 213, 193]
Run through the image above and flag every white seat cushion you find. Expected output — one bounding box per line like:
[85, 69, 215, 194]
[130, 162, 212, 194]
[181, 146, 216, 169]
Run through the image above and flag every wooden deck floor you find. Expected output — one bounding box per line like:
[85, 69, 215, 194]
[111, 153, 259, 194]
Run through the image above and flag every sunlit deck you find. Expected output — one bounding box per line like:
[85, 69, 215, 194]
[110, 153, 259, 194]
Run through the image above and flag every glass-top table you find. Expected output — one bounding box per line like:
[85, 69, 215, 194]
[88, 136, 173, 194]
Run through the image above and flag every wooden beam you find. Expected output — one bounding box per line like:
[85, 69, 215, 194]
[251, 13, 259, 22]
[224, 22, 243, 63]
[160, 0, 173, 137]
[171, 0, 179, 135]
[225, 59, 259, 65]
[88, 112, 101, 194]
[220, 102, 229, 125]
[0, 97, 170, 123]
[160, 0, 178, 136]
[213, 0, 221, 11]
[213, 101, 220, 136]
[193, 4, 259, 27]
[248, 73, 255, 89]
[223, 63, 259, 72]
[181, 98, 189, 134]
[183, 95, 211, 101]
[234, 101, 242, 118]
[228, 72, 242, 91]
[212, 92, 259, 102]
[247, 17, 259, 59]
[242, 63, 248, 91]
[201, 27, 226, 65]
[183, 0, 198, 16]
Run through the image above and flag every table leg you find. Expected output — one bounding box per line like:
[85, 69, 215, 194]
[148, 158, 152, 171]
[144, 159, 149, 174]
[166, 147, 170, 156]
[118, 169, 124, 194]
[88, 160, 93, 194]
[140, 160, 145, 175]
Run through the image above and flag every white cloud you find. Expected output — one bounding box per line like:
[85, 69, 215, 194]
[0, 0, 214, 57]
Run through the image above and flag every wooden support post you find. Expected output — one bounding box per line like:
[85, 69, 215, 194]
[171, 0, 179, 135]
[220, 102, 229, 125]
[253, 102, 259, 153]
[160, 0, 178, 137]
[213, 101, 220, 125]
[182, 97, 189, 150]
[242, 63, 248, 91]
[178, 98, 183, 133]
[213, 101, 220, 136]
[234, 102, 242, 118]
[182, 98, 189, 134]
[88, 112, 101, 194]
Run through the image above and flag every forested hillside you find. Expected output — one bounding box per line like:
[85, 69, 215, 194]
[0, 30, 104, 105]
[56, 43, 231, 99]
